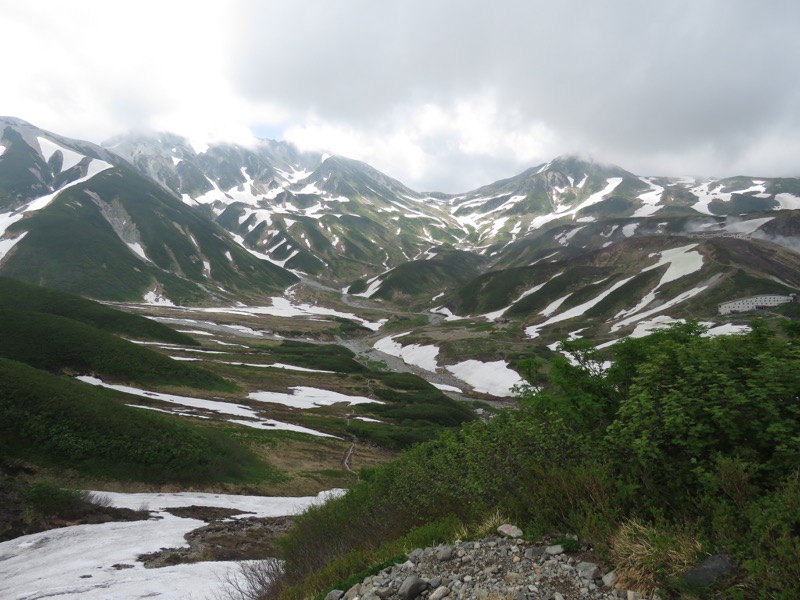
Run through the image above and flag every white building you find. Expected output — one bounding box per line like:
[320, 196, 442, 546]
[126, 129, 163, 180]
[718, 294, 795, 315]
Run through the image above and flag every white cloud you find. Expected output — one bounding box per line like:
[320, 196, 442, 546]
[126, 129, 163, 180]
[2, 0, 799, 191]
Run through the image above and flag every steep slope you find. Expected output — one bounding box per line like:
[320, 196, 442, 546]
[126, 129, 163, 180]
[108, 133, 464, 284]
[0, 118, 297, 303]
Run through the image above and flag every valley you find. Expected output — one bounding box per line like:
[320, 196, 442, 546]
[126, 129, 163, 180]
[1, 116, 799, 599]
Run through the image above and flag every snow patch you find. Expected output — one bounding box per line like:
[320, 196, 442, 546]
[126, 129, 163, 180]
[373, 333, 440, 372]
[248, 386, 378, 410]
[445, 360, 522, 397]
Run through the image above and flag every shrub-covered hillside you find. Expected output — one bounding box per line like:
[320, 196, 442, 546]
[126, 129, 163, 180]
[266, 321, 800, 600]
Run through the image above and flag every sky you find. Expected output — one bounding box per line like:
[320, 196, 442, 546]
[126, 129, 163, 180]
[2, 0, 799, 192]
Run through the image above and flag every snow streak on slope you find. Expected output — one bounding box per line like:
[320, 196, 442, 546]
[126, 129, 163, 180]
[633, 177, 664, 217]
[528, 177, 623, 231]
[248, 386, 379, 410]
[526, 276, 635, 338]
[483, 278, 555, 321]
[612, 244, 704, 323]
[194, 298, 387, 331]
[690, 179, 768, 215]
[0, 159, 113, 261]
[76, 376, 336, 437]
[37, 136, 86, 171]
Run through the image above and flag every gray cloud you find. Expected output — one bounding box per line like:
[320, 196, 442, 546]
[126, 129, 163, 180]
[231, 0, 800, 187]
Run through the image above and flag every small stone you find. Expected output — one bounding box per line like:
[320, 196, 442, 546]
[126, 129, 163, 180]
[361, 594, 380, 600]
[577, 562, 601, 580]
[626, 591, 641, 600]
[436, 545, 454, 561]
[324, 591, 344, 600]
[681, 554, 736, 587]
[429, 576, 442, 588]
[398, 574, 427, 600]
[429, 586, 450, 600]
[602, 570, 618, 588]
[343, 583, 361, 600]
[497, 523, 524, 538]
[545, 544, 564, 555]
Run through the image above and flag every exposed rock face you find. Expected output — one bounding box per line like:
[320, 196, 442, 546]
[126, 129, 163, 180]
[334, 535, 655, 600]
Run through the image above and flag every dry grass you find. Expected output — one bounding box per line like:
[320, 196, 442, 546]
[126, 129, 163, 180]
[452, 508, 510, 542]
[215, 559, 284, 600]
[609, 519, 703, 595]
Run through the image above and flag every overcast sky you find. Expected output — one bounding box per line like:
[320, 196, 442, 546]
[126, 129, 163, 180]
[3, 0, 799, 192]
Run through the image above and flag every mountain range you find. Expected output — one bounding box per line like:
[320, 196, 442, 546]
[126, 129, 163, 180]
[1, 116, 799, 343]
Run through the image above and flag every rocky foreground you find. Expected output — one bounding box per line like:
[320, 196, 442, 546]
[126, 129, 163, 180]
[323, 527, 653, 600]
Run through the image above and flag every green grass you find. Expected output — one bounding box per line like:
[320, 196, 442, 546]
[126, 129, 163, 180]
[0, 309, 235, 391]
[0, 358, 277, 484]
[0, 277, 198, 345]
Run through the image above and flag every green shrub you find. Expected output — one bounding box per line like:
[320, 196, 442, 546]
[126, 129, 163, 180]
[25, 480, 84, 518]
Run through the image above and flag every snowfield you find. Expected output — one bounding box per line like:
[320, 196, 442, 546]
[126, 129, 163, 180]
[373, 333, 440, 372]
[0, 490, 339, 600]
[445, 360, 523, 397]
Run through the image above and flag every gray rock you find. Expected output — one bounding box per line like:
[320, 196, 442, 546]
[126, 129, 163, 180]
[602, 569, 618, 587]
[545, 544, 564, 555]
[429, 586, 450, 600]
[435, 545, 454, 561]
[681, 554, 735, 587]
[362, 594, 381, 600]
[398, 574, 427, 600]
[497, 523, 524, 538]
[324, 591, 344, 600]
[343, 583, 361, 599]
[577, 561, 601, 580]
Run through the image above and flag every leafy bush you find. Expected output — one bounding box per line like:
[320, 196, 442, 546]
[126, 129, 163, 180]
[264, 321, 800, 599]
[25, 480, 85, 518]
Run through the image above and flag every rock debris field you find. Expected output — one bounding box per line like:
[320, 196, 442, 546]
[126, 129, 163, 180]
[324, 527, 656, 600]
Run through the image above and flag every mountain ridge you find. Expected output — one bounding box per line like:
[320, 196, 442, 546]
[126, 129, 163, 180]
[1, 117, 798, 344]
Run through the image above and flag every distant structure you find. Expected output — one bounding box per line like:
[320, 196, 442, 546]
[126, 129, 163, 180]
[718, 294, 796, 315]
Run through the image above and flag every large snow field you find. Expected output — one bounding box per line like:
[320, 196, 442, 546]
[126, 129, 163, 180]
[76, 377, 336, 438]
[373, 333, 440, 372]
[445, 360, 523, 397]
[248, 386, 378, 410]
[0, 490, 337, 600]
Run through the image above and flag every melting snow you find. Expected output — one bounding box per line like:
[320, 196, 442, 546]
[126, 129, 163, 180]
[633, 177, 665, 217]
[445, 360, 522, 397]
[195, 298, 386, 331]
[622, 223, 638, 237]
[373, 333, 440, 372]
[775, 193, 800, 210]
[526, 277, 635, 338]
[76, 377, 335, 437]
[0, 490, 337, 600]
[143, 290, 175, 306]
[126, 242, 150, 262]
[248, 386, 378, 410]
